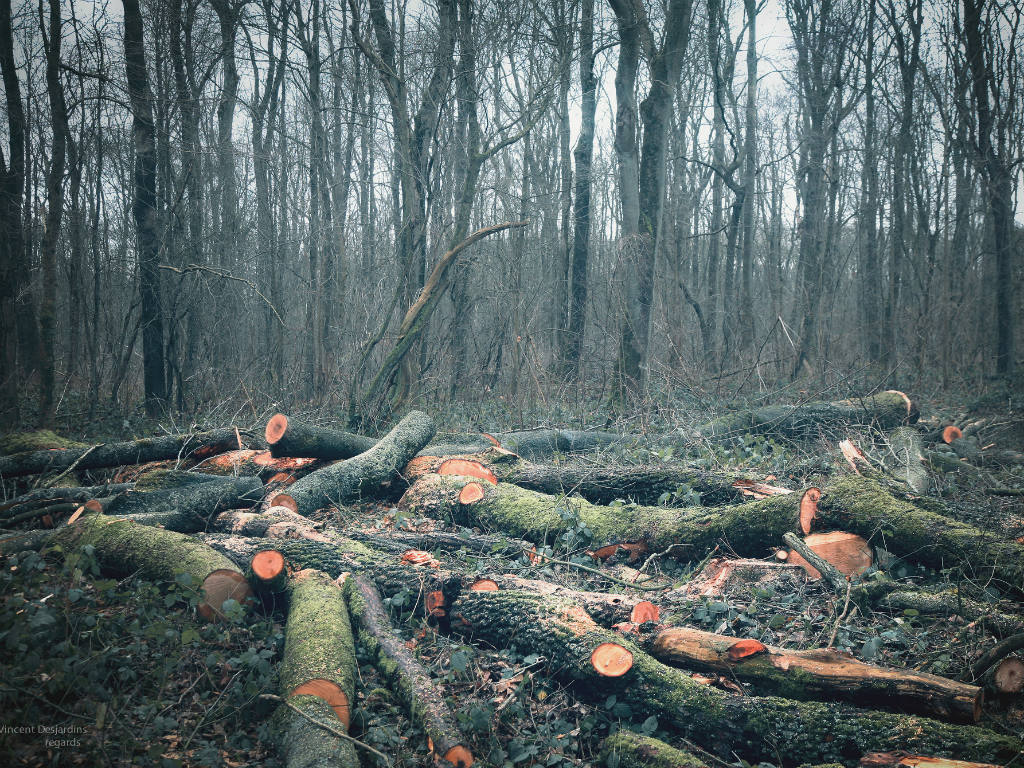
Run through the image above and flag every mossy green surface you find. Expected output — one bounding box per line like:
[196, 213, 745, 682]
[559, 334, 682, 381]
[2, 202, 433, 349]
[0, 430, 87, 454]
[272, 696, 359, 768]
[600, 730, 708, 768]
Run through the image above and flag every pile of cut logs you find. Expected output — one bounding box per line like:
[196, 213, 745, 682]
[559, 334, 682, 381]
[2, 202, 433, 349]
[1, 391, 1022, 768]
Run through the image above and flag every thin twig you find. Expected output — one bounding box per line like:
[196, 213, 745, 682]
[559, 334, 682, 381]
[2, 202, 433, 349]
[159, 263, 286, 327]
[522, 548, 669, 592]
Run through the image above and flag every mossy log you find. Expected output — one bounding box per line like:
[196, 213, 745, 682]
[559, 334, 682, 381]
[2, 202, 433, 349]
[271, 695, 358, 768]
[493, 429, 638, 458]
[132, 469, 232, 490]
[0, 482, 134, 511]
[103, 475, 262, 533]
[207, 506, 326, 540]
[873, 588, 1023, 638]
[648, 626, 982, 722]
[405, 447, 761, 506]
[195, 449, 322, 481]
[599, 730, 710, 768]
[0, 430, 87, 454]
[399, 473, 805, 557]
[50, 513, 254, 620]
[266, 414, 377, 460]
[346, 527, 533, 556]
[278, 569, 357, 734]
[344, 574, 473, 767]
[0, 428, 243, 478]
[695, 391, 917, 442]
[274, 411, 435, 516]
[449, 590, 1020, 766]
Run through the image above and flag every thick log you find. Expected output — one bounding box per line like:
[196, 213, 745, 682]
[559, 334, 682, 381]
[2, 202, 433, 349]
[405, 448, 763, 506]
[273, 411, 435, 516]
[859, 753, 1002, 768]
[103, 475, 262, 533]
[873, 588, 1023, 637]
[0, 482, 134, 511]
[783, 531, 872, 586]
[207, 506, 326, 540]
[50, 513, 254, 620]
[266, 414, 376, 460]
[600, 730, 709, 768]
[696, 391, 917, 442]
[449, 590, 1018, 766]
[648, 625, 982, 722]
[344, 575, 473, 767]
[248, 549, 289, 594]
[0, 430, 88, 454]
[132, 469, 233, 490]
[0, 428, 244, 478]
[272, 696, 358, 768]
[984, 657, 1024, 695]
[275, 568, 358, 768]
[346, 527, 533, 556]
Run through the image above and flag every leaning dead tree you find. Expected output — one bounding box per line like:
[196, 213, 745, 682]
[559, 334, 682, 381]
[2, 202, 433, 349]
[2, 393, 1023, 767]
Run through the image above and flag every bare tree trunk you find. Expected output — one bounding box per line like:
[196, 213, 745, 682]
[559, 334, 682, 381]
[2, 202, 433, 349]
[124, 0, 166, 415]
[738, 0, 758, 352]
[859, 0, 881, 365]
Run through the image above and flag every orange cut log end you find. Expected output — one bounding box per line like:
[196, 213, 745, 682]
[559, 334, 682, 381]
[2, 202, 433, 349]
[84, 498, 105, 515]
[443, 745, 475, 768]
[590, 642, 634, 677]
[270, 493, 298, 513]
[198, 569, 255, 621]
[630, 601, 660, 624]
[404, 455, 440, 480]
[470, 579, 499, 592]
[799, 487, 821, 534]
[860, 753, 1003, 768]
[267, 472, 297, 486]
[943, 425, 963, 444]
[992, 657, 1024, 694]
[265, 413, 289, 445]
[481, 433, 501, 446]
[458, 482, 486, 504]
[425, 590, 446, 617]
[67, 506, 85, 525]
[251, 550, 285, 582]
[401, 549, 438, 567]
[290, 678, 350, 729]
[887, 389, 914, 417]
[727, 638, 768, 661]
[438, 458, 498, 485]
[788, 532, 873, 579]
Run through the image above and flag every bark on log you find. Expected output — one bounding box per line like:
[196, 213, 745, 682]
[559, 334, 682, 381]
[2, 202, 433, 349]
[344, 574, 473, 767]
[195, 449, 322, 482]
[0, 482, 134, 510]
[50, 513, 254, 620]
[103, 475, 262, 533]
[600, 730, 709, 768]
[0, 428, 245, 478]
[132, 469, 234, 490]
[266, 414, 376, 459]
[274, 569, 358, 768]
[858, 752, 1002, 768]
[449, 590, 1020, 766]
[873, 589, 1023, 637]
[274, 411, 435, 517]
[207, 506, 326, 540]
[695, 391, 917, 442]
[346, 527, 533, 556]
[405, 448, 763, 506]
[647, 626, 982, 722]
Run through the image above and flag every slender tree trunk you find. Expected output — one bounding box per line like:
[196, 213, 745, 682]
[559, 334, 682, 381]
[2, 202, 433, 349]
[739, 0, 758, 352]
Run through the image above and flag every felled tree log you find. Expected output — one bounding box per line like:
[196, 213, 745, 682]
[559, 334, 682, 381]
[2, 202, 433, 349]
[275, 568, 358, 768]
[344, 574, 473, 767]
[273, 411, 435, 517]
[50, 513, 254, 620]
[695, 391, 917, 442]
[346, 527, 533, 556]
[873, 588, 1023, 637]
[0, 430, 87, 454]
[0, 428, 244, 478]
[647, 626, 982, 722]
[0, 482, 134, 510]
[466, 573, 648, 626]
[103, 475, 262, 533]
[858, 752, 1002, 768]
[195, 449, 321, 482]
[266, 414, 376, 460]
[600, 730, 709, 768]
[449, 590, 1020, 765]
[493, 428, 637, 458]
[207, 506, 326, 540]
[984, 657, 1024, 696]
[405, 448, 763, 506]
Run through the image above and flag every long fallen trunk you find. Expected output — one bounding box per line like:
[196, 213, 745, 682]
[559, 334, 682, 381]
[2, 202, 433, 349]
[274, 568, 358, 768]
[449, 590, 1020, 766]
[207, 506, 326, 540]
[405, 448, 763, 506]
[343, 575, 473, 768]
[273, 411, 435, 517]
[647, 626, 982, 722]
[0, 482, 134, 510]
[695, 391, 917, 442]
[417, 429, 638, 460]
[265, 414, 376, 460]
[50, 513, 254, 620]
[402, 474, 1024, 595]
[0, 428, 244, 478]
[103, 475, 263, 533]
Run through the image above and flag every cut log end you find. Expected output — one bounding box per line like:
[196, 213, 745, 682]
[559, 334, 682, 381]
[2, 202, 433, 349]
[787, 532, 873, 579]
[84, 498, 105, 515]
[992, 656, 1024, 694]
[630, 601, 660, 624]
[458, 482, 486, 505]
[590, 642, 633, 677]
[442, 744, 474, 768]
[727, 638, 768, 661]
[265, 413, 289, 445]
[470, 579, 499, 592]
[290, 678, 351, 729]
[799, 487, 821, 534]
[67, 506, 84, 525]
[270, 493, 298, 513]
[438, 458, 498, 485]
[943, 426, 964, 444]
[425, 590, 446, 617]
[198, 569, 255, 621]
[860, 753, 1002, 768]
[887, 389, 915, 418]
[251, 550, 285, 583]
[401, 549, 439, 568]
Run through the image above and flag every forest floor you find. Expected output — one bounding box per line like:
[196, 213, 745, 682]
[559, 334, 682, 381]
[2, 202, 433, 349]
[1, 382, 1023, 767]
